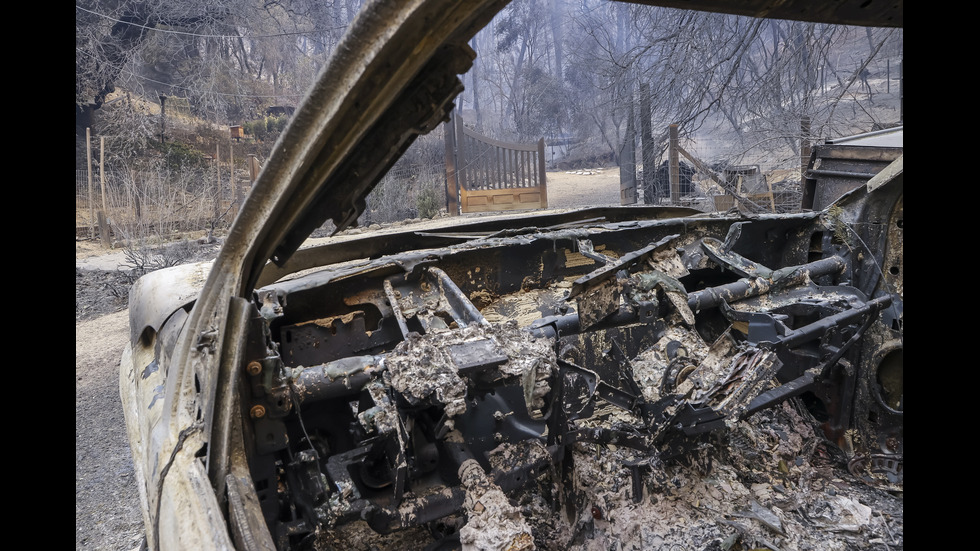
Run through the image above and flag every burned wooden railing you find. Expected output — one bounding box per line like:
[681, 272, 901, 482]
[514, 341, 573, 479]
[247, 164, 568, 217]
[444, 111, 547, 214]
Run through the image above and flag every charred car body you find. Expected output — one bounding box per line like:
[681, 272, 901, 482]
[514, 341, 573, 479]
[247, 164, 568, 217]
[120, 0, 903, 549]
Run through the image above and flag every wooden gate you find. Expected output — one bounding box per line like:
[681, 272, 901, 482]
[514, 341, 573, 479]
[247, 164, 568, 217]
[444, 111, 547, 214]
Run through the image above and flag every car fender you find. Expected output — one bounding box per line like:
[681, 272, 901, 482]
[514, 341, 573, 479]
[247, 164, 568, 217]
[127, 261, 214, 345]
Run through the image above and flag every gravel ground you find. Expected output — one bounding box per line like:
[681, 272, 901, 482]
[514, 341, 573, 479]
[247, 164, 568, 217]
[76, 309, 145, 551]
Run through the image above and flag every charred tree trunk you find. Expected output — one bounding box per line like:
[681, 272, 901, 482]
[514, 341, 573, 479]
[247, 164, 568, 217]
[640, 83, 655, 204]
[620, 99, 637, 205]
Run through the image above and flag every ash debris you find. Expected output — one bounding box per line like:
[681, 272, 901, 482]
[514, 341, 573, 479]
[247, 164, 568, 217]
[458, 459, 535, 551]
[517, 401, 902, 551]
[387, 331, 470, 417]
[361, 320, 902, 550]
[311, 396, 901, 551]
[386, 321, 557, 419]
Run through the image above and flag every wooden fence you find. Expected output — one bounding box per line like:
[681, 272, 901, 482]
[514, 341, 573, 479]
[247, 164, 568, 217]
[76, 127, 264, 244]
[444, 111, 547, 214]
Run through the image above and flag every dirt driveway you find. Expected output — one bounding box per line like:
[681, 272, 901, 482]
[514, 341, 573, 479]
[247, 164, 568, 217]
[76, 310, 145, 551]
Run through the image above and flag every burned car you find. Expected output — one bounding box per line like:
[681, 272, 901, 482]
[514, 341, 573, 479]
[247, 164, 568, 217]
[120, 0, 903, 549]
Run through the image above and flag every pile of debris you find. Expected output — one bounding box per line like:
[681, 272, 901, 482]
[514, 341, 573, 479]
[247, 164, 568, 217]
[527, 400, 903, 550]
[314, 398, 902, 550]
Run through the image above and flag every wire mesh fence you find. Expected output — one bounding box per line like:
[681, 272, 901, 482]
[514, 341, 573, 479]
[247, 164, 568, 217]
[76, 166, 240, 245]
[362, 132, 447, 225]
[75, 136, 442, 247]
[668, 134, 806, 214]
[627, 125, 810, 212]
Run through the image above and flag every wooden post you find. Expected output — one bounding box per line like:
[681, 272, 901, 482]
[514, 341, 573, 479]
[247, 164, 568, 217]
[537, 138, 547, 208]
[886, 59, 890, 94]
[131, 168, 141, 224]
[443, 112, 460, 215]
[230, 144, 237, 219]
[456, 113, 466, 195]
[800, 116, 811, 189]
[214, 144, 221, 220]
[159, 95, 167, 145]
[99, 136, 110, 246]
[99, 136, 107, 215]
[619, 103, 637, 205]
[86, 127, 94, 239]
[248, 154, 260, 184]
[97, 212, 108, 246]
[668, 124, 680, 203]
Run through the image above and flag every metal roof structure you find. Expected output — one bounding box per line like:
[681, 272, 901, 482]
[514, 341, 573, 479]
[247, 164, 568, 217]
[826, 126, 904, 148]
[617, 0, 902, 27]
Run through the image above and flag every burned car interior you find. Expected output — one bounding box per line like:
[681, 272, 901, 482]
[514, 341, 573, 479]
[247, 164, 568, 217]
[239, 194, 903, 548]
[119, 0, 902, 549]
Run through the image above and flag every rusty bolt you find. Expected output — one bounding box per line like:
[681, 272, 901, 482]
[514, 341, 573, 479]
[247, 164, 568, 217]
[250, 405, 266, 419]
[591, 505, 602, 520]
[246, 361, 263, 375]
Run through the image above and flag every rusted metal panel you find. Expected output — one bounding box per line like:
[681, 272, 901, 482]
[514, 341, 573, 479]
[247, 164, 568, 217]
[803, 143, 903, 210]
